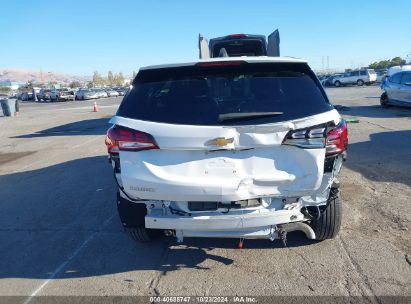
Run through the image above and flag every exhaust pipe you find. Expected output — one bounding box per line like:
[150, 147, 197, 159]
[279, 222, 316, 240]
[164, 230, 174, 237]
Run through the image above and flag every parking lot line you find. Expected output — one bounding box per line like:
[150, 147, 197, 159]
[23, 214, 114, 304]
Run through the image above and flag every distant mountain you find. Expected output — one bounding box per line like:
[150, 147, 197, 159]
[0, 68, 90, 84]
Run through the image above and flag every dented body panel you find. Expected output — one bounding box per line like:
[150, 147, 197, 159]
[110, 109, 340, 202]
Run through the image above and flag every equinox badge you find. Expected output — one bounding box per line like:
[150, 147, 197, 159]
[206, 137, 234, 147]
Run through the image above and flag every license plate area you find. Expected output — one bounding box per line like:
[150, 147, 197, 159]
[188, 202, 218, 211]
[188, 199, 262, 211]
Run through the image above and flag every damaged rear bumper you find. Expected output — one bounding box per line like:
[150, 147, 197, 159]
[145, 208, 316, 241]
[146, 208, 303, 230]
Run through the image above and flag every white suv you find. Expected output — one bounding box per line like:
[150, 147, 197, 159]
[333, 69, 377, 87]
[105, 57, 348, 245]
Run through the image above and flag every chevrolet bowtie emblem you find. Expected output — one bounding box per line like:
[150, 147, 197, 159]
[206, 137, 234, 146]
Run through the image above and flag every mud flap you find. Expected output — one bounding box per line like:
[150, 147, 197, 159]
[116, 191, 147, 228]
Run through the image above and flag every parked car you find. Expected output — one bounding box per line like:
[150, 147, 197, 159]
[75, 89, 98, 100]
[317, 75, 329, 84]
[37, 89, 51, 102]
[387, 65, 411, 77]
[115, 88, 123, 96]
[322, 74, 342, 87]
[21, 92, 34, 101]
[15, 92, 24, 100]
[105, 57, 348, 244]
[92, 88, 108, 98]
[106, 89, 119, 97]
[333, 69, 377, 87]
[114, 87, 127, 96]
[380, 71, 411, 107]
[49, 89, 75, 102]
[375, 69, 387, 83]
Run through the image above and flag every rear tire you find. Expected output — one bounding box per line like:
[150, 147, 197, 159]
[117, 191, 161, 243]
[126, 227, 162, 242]
[334, 81, 341, 87]
[357, 79, 364, 86]
[310, 188, 342, 241]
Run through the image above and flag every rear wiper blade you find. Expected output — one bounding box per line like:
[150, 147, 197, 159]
[218, 112, 283, 123]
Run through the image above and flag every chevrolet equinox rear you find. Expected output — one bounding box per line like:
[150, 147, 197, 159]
[105, 57, 348, 245]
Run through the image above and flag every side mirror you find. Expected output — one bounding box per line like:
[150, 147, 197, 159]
[404, 82, 411, 86]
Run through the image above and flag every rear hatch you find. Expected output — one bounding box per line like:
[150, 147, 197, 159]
[209, 34, 267, 57]
[109, 61, 338, 201]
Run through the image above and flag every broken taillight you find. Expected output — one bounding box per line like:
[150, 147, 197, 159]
[325, 120, 348, 156]
[282, 121, 348, 156]
[105, 125, 158, 155]
[282, 125, 327, 149]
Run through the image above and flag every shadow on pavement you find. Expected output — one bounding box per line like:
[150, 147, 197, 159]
[0, 156, 316, 280]
[12, 118, 111, 138]
[335, 105, 411, 118]
[345, 130, 411, 187]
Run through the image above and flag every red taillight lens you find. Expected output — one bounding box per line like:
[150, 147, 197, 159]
[196, 61, 245, 68]
[326, 120, 348, 156]
[229, 34, 247, 38]
[105, 125, 158, 154]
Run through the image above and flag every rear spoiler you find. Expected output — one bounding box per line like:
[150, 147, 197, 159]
[199, 29, 280, 59]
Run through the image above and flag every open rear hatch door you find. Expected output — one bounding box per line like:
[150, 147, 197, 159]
[267, 29, 280, 57]
[198, 34, 210, 59]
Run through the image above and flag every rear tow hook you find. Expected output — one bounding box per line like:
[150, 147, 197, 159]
[279, 229, 287, 247]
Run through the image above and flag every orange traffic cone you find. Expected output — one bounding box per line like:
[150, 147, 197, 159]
[93, 101, 99, 112]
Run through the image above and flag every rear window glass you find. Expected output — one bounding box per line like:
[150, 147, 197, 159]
[117, 62, 333, 126]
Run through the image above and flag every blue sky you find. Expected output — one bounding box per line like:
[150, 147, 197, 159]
[1, 0, 410, 76]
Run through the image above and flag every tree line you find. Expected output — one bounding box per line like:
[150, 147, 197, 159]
[90, 71, 129, 87]
[368, 56, 408, 70]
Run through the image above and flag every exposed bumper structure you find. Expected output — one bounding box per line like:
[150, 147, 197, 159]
[145, 208, 316, 241]
[146, 208, 304, 231]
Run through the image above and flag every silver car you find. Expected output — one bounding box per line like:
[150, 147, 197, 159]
[380, 71, 411, 107]
[106, 89, 120, 97]
[93, 89, 108, 98]
[333, 69, 377, 87]
[75, 89, 98, 100]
